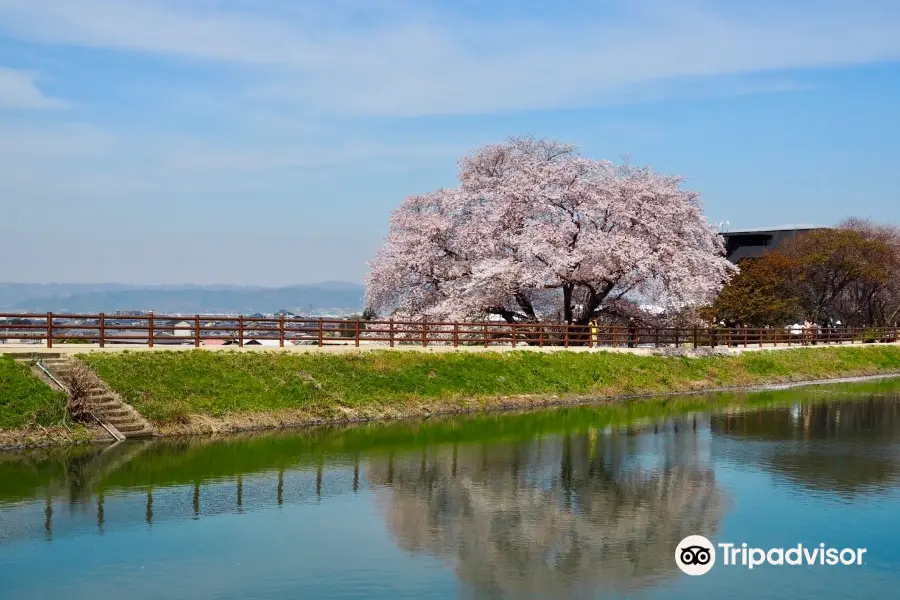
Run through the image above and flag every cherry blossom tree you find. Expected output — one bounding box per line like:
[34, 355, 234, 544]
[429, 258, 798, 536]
[366, 138, 735, 325]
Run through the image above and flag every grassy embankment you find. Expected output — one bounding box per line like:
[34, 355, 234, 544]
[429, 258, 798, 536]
[0, 355, 99, 447]
[75, 345, 900, 434]
[0, 355, 66, 429]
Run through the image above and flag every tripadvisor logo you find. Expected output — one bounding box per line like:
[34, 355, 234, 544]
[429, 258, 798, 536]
[676, 535, 716, 576]
[675, 536, 867, 575]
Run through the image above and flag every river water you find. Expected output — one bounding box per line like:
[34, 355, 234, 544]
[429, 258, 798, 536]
[2, 379, 900, 599]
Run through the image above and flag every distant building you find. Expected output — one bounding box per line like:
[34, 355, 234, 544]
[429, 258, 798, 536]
[223, 339, 281, 346]
[720, 225, 826, 263]
[171, 320, 192, 338]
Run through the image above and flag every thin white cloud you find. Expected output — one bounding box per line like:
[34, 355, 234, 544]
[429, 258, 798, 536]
[0, 122, 111, 158]
[1, 0, 899, 116]
[0, 66, 68, 109]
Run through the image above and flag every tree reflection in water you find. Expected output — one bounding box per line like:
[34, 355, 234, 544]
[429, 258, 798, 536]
[368, 419, 726, 599]
[712, 396, 900, 496]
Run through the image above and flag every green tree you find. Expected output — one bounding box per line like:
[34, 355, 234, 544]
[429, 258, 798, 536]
[781, 227, 897, 325]
[832, 219, 900, 326]
[708, 222, 900, 328]
[704, 254, 802, 326]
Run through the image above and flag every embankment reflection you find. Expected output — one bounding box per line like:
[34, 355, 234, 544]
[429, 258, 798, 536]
[368, 420, 726, 598]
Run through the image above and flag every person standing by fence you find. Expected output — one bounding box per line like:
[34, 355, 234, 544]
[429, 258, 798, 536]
[627, 318, 636, 348]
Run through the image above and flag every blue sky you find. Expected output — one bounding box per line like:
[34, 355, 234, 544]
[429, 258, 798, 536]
[1, 0, 899, 285]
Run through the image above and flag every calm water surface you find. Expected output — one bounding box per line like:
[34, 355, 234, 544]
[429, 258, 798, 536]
[3, 380, 900, 599]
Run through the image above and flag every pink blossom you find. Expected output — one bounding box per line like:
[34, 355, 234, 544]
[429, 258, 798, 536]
[366, 138, 736, 324]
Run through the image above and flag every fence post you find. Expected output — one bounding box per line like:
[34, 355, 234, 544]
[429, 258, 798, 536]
[148, 311, 154, 348]
[564, 324, 569, 348]
[654, 327, 660, 348]
[674, 327, 679, 348]
[539, 325, 544, 347]
[422, 322, 428, 348]
[318, 318, 323, 347]
[453, 322, 459, 348]
[511, 323, 516, 348]
[743, 328, 748, 348]
[238, 315, 244, 347]
[279, 315, 285, 348]
[484, 323, 489, 348]
[355, 319, 361, 348]
[389, 319, 395, 348]
[195, 315, 201, 348]
[46, 312, 53, 348]
[693, 327, 698, 349]
[99, 312, 105, 348]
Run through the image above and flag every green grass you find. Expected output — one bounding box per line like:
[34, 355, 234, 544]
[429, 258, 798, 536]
[0, 355, 67, 429]
[76, 346, 900, 426]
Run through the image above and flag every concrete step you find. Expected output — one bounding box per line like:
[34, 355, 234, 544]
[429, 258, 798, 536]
[90, 400, 119, 409]
[109, 422, 142, 432]
[115, 422, 148, 433]
[105, 413, 134, 422]
[98, 408, 131, 418]
[98, 413, 132, 423]
[124, 429, 155, 439]
[107, 415, 140, 425]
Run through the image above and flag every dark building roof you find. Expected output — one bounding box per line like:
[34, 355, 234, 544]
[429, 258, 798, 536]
[721, 225, 826, 263]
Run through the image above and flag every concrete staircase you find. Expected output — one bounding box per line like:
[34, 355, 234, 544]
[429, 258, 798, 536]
[37, 356, 156, 439]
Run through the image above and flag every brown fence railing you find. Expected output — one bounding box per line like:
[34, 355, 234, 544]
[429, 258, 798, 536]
[1, 313, 898, 350]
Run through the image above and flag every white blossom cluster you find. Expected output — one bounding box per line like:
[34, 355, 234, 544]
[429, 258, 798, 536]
[366, 138, 735, 324]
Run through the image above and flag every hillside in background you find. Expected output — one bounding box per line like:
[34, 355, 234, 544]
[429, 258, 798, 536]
[0, 282, 365, 315]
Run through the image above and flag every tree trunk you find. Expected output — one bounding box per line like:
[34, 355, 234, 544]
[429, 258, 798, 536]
[489, 307, 519, 324]
[573, 282, 615, 326]
[514, 292, 538, 322]
[562, 283, 574, 325]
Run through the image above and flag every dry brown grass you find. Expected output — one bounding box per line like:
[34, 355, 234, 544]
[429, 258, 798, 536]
[63, 361, 100, 424]
[0, 423, 108, 450]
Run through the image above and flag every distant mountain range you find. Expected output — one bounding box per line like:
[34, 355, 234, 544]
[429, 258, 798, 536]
[0, 282, 365, 314]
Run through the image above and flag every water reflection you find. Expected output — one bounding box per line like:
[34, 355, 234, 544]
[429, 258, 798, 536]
[369, 421, 726, 598]
[2, 382, 900, 599]
[712, 396, 900, 496]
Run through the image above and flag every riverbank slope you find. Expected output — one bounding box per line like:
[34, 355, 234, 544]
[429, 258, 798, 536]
[69, 345, 900, 437]
[0, 355, 101, 448]
[3, 345, 900, 446]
